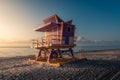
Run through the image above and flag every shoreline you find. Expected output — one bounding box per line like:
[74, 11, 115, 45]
[0, 49, 120, 58]
[76, 49, 120, 53]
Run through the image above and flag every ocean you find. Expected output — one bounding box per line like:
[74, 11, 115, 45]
[0, 45, 120, 57]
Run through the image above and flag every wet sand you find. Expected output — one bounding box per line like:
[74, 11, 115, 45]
[0, 50, 120, 80]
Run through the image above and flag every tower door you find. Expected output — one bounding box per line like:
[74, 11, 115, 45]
[62, 37, 65, 44]
[69, 37, 74, 45]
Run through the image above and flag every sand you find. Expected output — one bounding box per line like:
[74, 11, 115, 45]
[0, 50, 120, 80]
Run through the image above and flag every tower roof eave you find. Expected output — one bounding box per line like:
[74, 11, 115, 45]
[34, 22, 58, 32]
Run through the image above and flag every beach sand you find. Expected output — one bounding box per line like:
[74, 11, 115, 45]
[0, 50, 120, 80]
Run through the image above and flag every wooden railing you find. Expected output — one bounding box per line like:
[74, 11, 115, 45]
[31, 35, 61, 48]
[31, 36, 77, 48]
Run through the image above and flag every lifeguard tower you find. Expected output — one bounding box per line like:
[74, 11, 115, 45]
[30, 14, 79, 67]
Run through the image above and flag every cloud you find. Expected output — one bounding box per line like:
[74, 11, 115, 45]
[76, 36, 85, 41]
[76, 36, 120, 46]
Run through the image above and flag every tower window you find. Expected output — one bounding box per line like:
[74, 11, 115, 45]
[67, 26, 71, 32]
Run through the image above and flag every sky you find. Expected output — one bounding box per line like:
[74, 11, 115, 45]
[0, 0, 120, 46]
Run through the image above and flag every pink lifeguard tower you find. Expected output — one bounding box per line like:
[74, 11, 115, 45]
[31, 14, 78, 66]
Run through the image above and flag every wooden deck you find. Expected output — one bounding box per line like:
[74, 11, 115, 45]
[28, 57, 87, 67]
[34, 45, 75, 49]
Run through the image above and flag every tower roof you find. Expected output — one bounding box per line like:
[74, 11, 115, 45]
[43, 14, 64, 24]
[34, 14, 74, 32]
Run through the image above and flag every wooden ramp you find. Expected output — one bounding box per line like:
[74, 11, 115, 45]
[28, 58, 87, 67]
